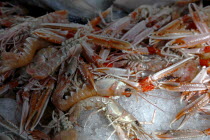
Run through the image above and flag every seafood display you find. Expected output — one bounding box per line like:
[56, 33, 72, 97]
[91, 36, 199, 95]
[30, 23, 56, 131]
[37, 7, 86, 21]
[0, 0, 210, 140]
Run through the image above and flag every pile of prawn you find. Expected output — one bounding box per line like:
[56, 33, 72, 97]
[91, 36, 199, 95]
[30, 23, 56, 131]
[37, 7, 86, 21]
[0, 0, 210, 140]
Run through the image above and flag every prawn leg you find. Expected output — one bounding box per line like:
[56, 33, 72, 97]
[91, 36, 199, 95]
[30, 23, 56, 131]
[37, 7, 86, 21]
[106, 115, 129, 140]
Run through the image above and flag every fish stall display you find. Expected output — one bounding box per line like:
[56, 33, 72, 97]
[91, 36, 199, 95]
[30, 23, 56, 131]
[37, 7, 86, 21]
[0, 0, 210, 140]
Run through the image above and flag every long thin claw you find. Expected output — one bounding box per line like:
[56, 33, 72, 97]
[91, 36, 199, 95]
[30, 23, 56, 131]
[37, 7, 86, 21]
[188, 3, 210, 46]
[158, 82, 209, 92]
[41, 23, 88, 31]
[155, 129, 207, 139]
[170, 93, 209, 129]
[121, 20, 146, 41]
[25, 79, 55, 131]
[132, 15, 171, 46]
[87, 35, 134, 51]
[166, 32, 210, 48]
[150, 14, 197, 40]
[102, 16, 131, 37]
[151, 57, 194, 81]
[20, 92, 30, 134]
[33, 28, 67, 44]
[179, 66, 210, 102]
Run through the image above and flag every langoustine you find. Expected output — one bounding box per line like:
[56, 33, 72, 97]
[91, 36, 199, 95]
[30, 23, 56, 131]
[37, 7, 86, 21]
[69, 96, 154, 140]
[1, 1, 210, 140]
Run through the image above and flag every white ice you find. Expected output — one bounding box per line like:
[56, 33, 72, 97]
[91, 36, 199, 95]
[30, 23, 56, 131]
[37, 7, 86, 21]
[0, 98, 21, 125]
[76, 89, 210, 140]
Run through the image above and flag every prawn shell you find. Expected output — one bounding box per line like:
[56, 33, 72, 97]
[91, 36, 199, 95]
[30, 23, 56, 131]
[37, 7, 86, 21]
[53, 129, 78, 140]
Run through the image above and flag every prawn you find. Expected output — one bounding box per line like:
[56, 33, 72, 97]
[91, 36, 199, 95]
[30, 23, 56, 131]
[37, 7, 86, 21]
[69, 96, 153, 140]
[52, 78, 133, 111]
[0, 10, 69, 49]
[0, 37, 50, 74]
[26, 38, 82, 79]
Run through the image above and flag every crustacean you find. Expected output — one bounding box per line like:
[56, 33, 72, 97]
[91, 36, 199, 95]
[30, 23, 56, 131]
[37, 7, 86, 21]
[1, 1, 210, 140]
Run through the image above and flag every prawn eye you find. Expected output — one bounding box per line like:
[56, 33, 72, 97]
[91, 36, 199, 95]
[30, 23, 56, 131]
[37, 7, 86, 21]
[125, 88, 131, 92]
[135, 120, 140, 126]
[123, 88, 132, 97]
